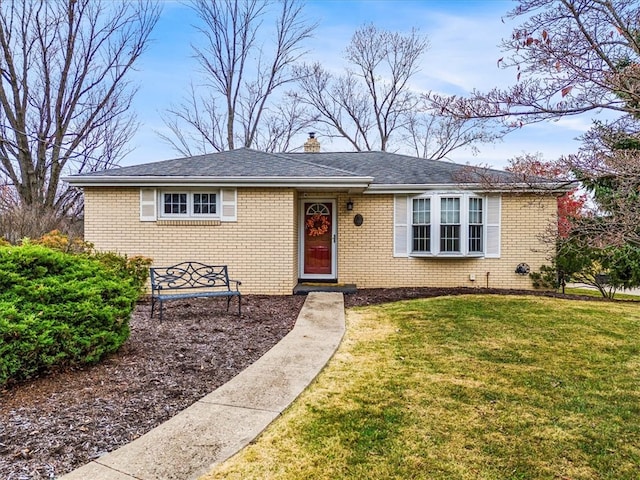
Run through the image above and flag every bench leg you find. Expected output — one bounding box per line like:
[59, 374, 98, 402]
[151, 296, 156, 319]
[224, 296, 241, 316]
[159, 300, 164, 322]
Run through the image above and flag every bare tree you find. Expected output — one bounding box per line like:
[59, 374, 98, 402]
[427, 0, 640, 125]
[159, 0, 316, 155]
[295, 24, 428, 152]
[403, 108, 499, 160]
[0, 0, 160, 230]
[251, 95, 314, 152]
[294, 23, 494, 158]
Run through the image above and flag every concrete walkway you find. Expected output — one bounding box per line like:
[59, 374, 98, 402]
[60, 292, 345, 480]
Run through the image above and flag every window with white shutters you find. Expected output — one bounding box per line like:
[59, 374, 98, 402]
[394, 192, 500, 258]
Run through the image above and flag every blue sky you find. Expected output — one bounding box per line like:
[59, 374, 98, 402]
[126, 0, 593, 169]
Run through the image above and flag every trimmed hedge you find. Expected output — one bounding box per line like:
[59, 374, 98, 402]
[0, 244, 146, 386]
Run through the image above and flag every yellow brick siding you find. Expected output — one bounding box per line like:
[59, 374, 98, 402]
[84, 187, 297, 295]
[337, 192, 556, 289]
[84, 187, 556, 294]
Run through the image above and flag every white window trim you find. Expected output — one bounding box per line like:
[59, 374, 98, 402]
[159, 189, 220, 220]
[139, 187, 237, 223]
[409, 192, 486, 258]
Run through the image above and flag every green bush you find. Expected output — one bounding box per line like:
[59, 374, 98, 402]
[0, 244, 145, 386]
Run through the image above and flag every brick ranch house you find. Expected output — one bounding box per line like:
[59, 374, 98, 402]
[64, 138, 563, 295]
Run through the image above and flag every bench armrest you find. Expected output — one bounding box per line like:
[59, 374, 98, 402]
[229, 279, 242, 291]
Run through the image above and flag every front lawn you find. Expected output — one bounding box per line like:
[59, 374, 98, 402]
[202, 295, 640, 480]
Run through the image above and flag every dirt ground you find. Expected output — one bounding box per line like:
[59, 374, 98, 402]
[0, 287, 610, 479]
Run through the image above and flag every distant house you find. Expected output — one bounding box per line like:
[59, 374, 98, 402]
[64, 137, 562, 295]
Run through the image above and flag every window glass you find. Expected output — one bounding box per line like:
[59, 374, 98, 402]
[440, 197, 460, 252]
[469, 197, 483, 224]
[440, 197, 460, 224]
[440, 225, 460, 252]
[164, 193, 187, 215]
[193, 193, 217, 215]
[412, 198, 431, 252]
[412, 198, 430, 224]
[413, 225, 430, 252]
[469, 198, 483, 252]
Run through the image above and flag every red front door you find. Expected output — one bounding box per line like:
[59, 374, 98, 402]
[303, 202, 333, 275]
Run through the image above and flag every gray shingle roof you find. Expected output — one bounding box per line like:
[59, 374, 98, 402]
[282, 151, 515, 185]
[78, 148, 360, 178]
[66, 147, 525, 187]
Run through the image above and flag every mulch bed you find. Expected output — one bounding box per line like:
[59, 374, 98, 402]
[0, 287, 615, 479]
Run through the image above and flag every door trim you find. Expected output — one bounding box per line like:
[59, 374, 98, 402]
[298, 198, 337, 280]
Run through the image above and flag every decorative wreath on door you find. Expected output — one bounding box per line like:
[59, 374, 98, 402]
[306, 213, 330, 236]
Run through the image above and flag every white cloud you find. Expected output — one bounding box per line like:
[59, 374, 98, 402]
[419, 12, 515, 93]
[552, 114, 605, 133]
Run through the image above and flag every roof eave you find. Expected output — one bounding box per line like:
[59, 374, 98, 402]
[366, 182, 571, 193]
[62, 175, 374, 188]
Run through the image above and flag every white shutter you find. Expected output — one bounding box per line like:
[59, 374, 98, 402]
[220, 188, 237, 221]
[394, 195, 410, 257]
[485, 195, 501, 258]
[140, 188, 157, 222]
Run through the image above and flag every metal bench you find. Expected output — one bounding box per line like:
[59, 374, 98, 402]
[149, 262, 242, 321]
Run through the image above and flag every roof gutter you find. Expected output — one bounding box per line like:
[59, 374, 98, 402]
[62, 176, 571, 193]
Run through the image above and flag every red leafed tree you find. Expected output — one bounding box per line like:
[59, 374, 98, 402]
[506, 153, 587, 238]
[556, 188, 587, 238]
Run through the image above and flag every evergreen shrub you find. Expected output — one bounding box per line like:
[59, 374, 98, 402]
[0, 243, 149, 386]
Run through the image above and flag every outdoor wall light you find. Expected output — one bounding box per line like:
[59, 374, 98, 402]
[346, 199, 354, 211]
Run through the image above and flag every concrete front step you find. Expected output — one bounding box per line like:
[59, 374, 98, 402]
[293, 282, 357, 295]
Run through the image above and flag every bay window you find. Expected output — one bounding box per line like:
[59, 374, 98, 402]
[404, 193, 489, 257]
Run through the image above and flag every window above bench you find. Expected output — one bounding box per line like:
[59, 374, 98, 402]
[139, 188, 237, 222]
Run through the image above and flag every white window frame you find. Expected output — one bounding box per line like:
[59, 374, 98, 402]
[411, 197, 431, 253]
[159, 189, 220, 219]
[439, 196, 462, 254]
[409, 192, 486, 257]
[468, 197, 484, 254]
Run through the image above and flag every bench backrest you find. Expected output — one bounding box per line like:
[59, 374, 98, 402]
[150, 262, 231, 292]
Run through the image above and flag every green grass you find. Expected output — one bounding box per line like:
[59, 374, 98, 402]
[201, 295, 640, 480]
[563, 286, 640, 301]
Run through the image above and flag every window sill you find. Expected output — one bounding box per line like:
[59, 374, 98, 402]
[157, 219, 221, 226]
[409, 252, 485, 258]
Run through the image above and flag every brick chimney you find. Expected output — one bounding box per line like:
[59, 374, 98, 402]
[303, 132, 320, 153]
